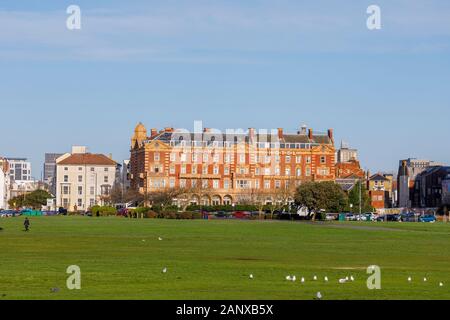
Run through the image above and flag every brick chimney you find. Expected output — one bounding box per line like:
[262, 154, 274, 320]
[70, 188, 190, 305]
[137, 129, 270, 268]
[327, 129, 334, 141]
[248, 128, 256, 142]
[308, 129, 313, 140]
[277, 128, 284, 140]
[150, 128, 158, 137]
[164, 127, 174, 133]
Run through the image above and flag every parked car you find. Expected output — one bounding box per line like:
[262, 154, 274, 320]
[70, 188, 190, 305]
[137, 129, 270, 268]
[326, 213, 338, 221]
[58, 207, 68, 215]
[377, 214, 401, 222]
[0, 210, 20, 218]
[400, 212, 417, 222]
[42, 210, 58, 216]
[361, 213, 377, 221]
[346, 213, 358, 221]
[214, 211, 230, 219]
[232, 211, 250, 219]
[419, 215, 436, 223]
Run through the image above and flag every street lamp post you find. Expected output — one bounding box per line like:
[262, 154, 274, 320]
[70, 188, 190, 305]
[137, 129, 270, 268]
[359, 179, 362, 215]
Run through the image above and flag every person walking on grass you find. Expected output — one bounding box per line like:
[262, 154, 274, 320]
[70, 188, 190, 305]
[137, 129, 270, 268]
[24, 217, 30, 232]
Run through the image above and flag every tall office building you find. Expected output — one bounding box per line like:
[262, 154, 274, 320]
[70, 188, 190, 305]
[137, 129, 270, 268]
[44, 153, 64, 195]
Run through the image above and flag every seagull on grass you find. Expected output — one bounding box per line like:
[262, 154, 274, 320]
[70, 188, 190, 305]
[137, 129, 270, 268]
[313, 275, 318, 281]
[324, 276, 329, 282]
[158, 237, 163, 241]
[315, 292, 323, 300]
[162, 268, 168, 274]
[301, 277, 305, 283]
[249, 274, 254, 280]
[408, 277, 412, 282]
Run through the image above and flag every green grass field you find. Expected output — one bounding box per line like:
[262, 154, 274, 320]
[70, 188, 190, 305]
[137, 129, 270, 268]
[0, 216, 449, 300]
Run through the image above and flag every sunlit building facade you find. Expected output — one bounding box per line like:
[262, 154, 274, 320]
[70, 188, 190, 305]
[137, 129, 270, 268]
[130, 123, 336, 206]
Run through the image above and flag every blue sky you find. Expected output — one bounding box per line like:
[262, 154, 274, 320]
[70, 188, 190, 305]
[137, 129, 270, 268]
[0, 0, 449, 178]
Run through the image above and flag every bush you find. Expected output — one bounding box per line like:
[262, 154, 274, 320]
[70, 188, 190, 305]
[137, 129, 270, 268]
[163, 212, 177, 219]
[91, 205, 117, 217]
[152, 204, 180, 213]
[186, 204, 259, 212]
[146, 210, 158, 219]
[177, 212, 194, 220]
[192, 212, 203, 220]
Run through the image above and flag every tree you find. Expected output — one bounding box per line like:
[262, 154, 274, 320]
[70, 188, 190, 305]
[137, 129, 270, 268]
[108, 184, 125, 204]
[176, 186, 201, 212]
[273, 179, 297, 218]
[241, 188, 268, 219]
[149, 188, 184, 210]
[8, 189, 53, 209]
[347, 181, 373, 213]
[294, 181, 347, 221]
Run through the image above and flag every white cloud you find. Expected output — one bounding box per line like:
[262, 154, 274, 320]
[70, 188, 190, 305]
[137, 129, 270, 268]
[0, 1, 449, 62]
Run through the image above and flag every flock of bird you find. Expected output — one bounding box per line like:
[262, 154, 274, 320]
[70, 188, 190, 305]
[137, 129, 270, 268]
[151, 237, 445, 300]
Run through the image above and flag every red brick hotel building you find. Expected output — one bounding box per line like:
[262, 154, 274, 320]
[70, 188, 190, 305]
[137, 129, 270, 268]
[130, 123, 336, 206]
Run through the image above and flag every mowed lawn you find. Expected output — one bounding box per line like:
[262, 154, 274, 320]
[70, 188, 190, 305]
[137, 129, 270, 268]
[0, 216, 450, 300]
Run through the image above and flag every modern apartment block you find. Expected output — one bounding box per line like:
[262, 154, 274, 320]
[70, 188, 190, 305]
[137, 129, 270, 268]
[414, 166, 450, 208]
[56, 146, 117, 211]
[130, 123, 336, 206]
[5, 157, 32, 182]
[397, 158, 443, 208]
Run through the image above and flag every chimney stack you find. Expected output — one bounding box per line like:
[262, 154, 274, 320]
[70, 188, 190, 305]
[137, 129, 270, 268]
[327, 129, 334, 141]
[277, 128, 284, 140]
[308, 129, 313, 140]
[150, 128, 158, 137]
[248, 128, 256, 142]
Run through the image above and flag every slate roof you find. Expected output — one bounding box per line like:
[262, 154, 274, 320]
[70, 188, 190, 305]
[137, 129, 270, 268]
[148, 131, 332, 145]
[369, 173, 389, 181]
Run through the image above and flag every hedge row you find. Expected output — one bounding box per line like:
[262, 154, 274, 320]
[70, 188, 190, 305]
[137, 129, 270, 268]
[127, 209, 203, 220]
[186, 204, 292, 213]
[91, 205, 117, 216]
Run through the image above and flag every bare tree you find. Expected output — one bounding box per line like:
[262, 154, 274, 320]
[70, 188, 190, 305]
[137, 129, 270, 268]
[176, 186, 201, 212]
[268, 180, 296, 219]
